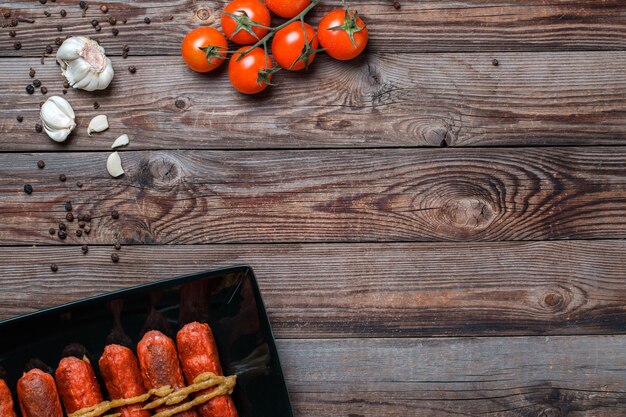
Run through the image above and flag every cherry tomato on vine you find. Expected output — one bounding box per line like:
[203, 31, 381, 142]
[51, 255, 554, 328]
[228, 46, 274, 94]
[181, 27, 228, 73]
[271, 21, 318, 71]
[222, 0, 271, 45]
[264, 0, 310, 18]
[318, 9, 368, 61]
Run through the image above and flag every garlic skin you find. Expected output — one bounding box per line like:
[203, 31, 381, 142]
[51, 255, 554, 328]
[107, 152, 125, 178]
[40, 96, 76, 142]
[111, 134, 130, 149]
[88, 115, 109, 135]
[57, 36, 114, 91]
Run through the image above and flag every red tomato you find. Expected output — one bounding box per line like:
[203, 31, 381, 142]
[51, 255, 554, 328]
[318, 9, 368, 60]
[228, 46, 274, 94]
[181, 27, 228, 72]
[222, 0, 271, 45]
[264, 0, 310, 18]
[271, 21, 318, 71]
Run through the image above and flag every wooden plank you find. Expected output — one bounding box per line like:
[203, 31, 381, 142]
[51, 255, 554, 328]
[279, 336, 626, 416]
[3, 0, 626, 56]
[2, 52, 626, 151]
[0, 241, 625, 338]
[1, 148, 626, 244]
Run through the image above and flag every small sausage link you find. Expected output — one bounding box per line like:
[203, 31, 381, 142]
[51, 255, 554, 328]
[99, 344, 151, 417]
[55, 356, 104, 414]
[17, 369, 63, 417]
[177, 322, 237, 417]
[137, 331, 198, 417]
[0, 378, 17, 417]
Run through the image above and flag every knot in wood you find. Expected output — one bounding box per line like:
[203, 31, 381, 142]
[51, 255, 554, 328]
[195, 8, 214, 22]
[149, 156, 182, 185]
[538, 407, 561, 417]
[441, 197, 494, 231]
[543, 293, 563, 308]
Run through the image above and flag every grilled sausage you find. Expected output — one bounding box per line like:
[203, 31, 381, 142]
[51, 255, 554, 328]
[99, 345, 151, 417]
[17, 369, 63, 417]
[137, 330, 198, 417]
[0, 379, 17, 417]
[177, 322, 237, 417]
[55, 356, 104, 414]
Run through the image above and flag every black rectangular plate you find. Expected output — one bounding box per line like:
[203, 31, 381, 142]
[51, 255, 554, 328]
[0, 265, 293, 417]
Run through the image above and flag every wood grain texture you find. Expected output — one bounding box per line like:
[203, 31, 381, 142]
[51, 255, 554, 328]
[279, 336, 626, 416]
[1, 148, 626, 244]
[3, 0, 626, 57]
[0, 241, 625, 338]
[2, 51, 626, 150]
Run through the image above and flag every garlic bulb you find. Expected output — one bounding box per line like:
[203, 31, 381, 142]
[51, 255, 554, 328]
[107, 152, 125, 177]
[56, 36, 114, 91]
[88, 115, 109, 135]
[40, 96, 76, 142]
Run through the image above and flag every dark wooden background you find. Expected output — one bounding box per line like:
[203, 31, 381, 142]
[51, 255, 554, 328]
[2, 1, 626, 415]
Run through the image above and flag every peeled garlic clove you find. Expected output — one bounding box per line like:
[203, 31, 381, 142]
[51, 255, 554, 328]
[88, 115, 109, 135]
[107, 152, 124, 178]
[111, 134, 130, 149]
[40, 96, 76, 143]
[56, 36, 114, 91]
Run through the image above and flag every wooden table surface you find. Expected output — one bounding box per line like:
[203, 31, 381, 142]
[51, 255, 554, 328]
[2, 0, 626, 415]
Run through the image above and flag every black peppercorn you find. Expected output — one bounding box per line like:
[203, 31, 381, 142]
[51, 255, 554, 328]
[492, 59, 499, 66]
[63, 80, 70, 88]
[128, 65, 136, 74]
[29, 68, 36, 77]
[111, 210, 119, 219]
[111, 253, 119, 262]
[3, 11, 10, 18]
[95, 24, 101, 32]
[55, 37, 62, 45]
[100, 4, 108, 13]
[78, 221, 86, 228]
[50, 264, 58, 272]
[26, 84, 34, 94]
[65, 201, 72, 211]
[59, 222, 67, 231]
[37, 160, 45, 169]
[17, 115, 23, 122]
[112, 28, 118, 36]
[94, 101, 100, 109]
[59, 174, 67, 182]
[41, 86, 48, 94]
[76, 229, 82, 237]
[108, 16, 116, 25]
[14, 41, 21, 50]
[393, 1, 401, 9]
[91, 18, 98, 26]
[60, 9, 67, 17]
[23, 184, 33, 194]
[40, 0, 47, 4]
[79, 1, 87, 9]
[57, 24, 62, 31]
[122, 17, 127, 24]
[63, 89, 67, 94]
[49, 228, 56, 235]
[114, 242, 121, 250]
[9, 30, 16, 37]
[144, 17, 150, 24]
[81, 245, 88, 254]
[58, 230, 67, 240]
[44, 11, 51, 17]
[10, 18, 18, 27]
[77, 181, 83, 188]
[33, 79, 42, 88]
[66, 212, 74, 222]
[35, 123, 43, 132]
[122, 51, 128, 59]
[84, 226, 91, 234]
[45, 45, 53, 54]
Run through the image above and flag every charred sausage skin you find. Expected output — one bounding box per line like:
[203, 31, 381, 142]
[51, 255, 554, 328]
[137, 330, 198, 417]
[177, 322, 238, 417]
[99, 344, 151, 417]
[0, 379, 17, 417]
[17, 368, 63, 417]
[55, 356, 104, 414]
